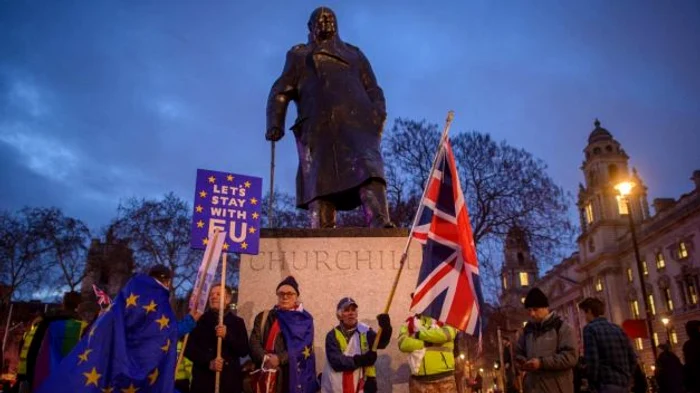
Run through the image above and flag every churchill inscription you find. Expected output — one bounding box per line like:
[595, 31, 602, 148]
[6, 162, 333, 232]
[246, 249, 419, 272]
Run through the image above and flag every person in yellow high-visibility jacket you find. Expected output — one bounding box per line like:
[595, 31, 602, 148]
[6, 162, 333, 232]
[175, 339, 194, 393]
[398, 314, 457, 393]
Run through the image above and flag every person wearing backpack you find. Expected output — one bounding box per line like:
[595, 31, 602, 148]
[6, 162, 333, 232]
[515, 288, 578, 393]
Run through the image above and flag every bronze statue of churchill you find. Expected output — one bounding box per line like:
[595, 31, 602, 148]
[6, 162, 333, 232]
[265, 7, 394, 229]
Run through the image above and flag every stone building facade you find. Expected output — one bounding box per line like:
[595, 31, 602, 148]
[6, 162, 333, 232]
[501, 120, 700, 370]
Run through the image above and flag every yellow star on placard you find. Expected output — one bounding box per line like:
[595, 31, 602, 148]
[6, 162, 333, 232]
[142, 300, 157, 314]
[196, 220, 204, 228]
[227, 174, 234, 181]
[208, 175, 216, 184]
[161, 339, 171, 352]
[244, 181, 251, 188]
[248, 227, 256, 234]
[83, 367, 101, 387]
[252, 212, 259, 219]
[101, 386, 114, 393]
[199, 190, 207, 198]
[202, 238, 209, 245]
[302, 346, 312, 359]
[241, 242, 248, 250]
[121, 383, 139, 393]
[155, 314, 170, 330]
[222, 243, 229, 251]
[250, 197, 258, 205]
[125, 293, 139, 308]
[195, 205, 203, 213]
[148, 368, 159, 385]
[78, 348, 93, 364]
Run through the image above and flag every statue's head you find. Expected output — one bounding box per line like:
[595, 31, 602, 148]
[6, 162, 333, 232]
[308, 6, 337, 42]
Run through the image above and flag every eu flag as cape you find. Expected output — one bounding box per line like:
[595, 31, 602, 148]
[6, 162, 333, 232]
[277, 308, 318, 393]
[35, 274, 179, 393]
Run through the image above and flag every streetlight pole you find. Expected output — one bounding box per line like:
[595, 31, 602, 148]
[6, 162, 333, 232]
[617, 181, 658, 361]
[661, 317, 671, 348]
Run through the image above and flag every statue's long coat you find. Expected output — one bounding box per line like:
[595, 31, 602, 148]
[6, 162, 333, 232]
[266, 36, 387, 210]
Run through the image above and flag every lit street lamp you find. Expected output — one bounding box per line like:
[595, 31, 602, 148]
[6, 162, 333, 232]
[615, 180, 658, 361]
[661, 317, 671, 347]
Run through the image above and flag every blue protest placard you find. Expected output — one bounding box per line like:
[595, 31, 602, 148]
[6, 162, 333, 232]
[190, 169, 262, 254]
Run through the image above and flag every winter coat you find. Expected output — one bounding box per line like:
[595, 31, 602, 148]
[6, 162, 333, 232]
[515, 313, 578, 393]
[656, 349, 685, 393]
[250, 309, 289, 393]
[684, 320, 700, 393]
[185, 309, 250, 393]
[266, 36, 387, 210]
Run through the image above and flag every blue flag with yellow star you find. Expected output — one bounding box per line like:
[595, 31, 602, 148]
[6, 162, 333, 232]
[35, 274, 178, 393]
[277, 308, 318, 393]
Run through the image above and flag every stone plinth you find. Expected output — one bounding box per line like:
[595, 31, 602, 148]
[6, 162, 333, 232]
[238, 228, 423, 393]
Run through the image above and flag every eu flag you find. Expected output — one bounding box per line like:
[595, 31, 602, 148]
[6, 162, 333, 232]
[277, 308, 318, 393]
[35, 274, 179, 393]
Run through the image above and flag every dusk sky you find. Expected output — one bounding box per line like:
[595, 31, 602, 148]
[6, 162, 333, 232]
[1, 0, 699, 232]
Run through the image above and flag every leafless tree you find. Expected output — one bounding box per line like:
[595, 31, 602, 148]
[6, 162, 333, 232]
[30, 208, 91, 292]
[0, 208, 52, 302]
[261, 190, 309, 228]
[110, 192, 202, 296]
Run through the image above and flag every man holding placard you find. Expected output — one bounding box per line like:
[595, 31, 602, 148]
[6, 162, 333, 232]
[186, 284, 249, 393]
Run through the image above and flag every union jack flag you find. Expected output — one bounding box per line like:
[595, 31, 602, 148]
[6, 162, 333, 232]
[92, 284, 112, 307]
[410, 140, 483, 334]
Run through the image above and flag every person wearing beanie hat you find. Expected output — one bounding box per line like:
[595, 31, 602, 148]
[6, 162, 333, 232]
[249, 276, 318, 393]
[515, 287, 577, 393]
[321, 297, 392, 393]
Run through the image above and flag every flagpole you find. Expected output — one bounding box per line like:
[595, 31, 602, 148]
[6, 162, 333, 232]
[176, 229, 221, 376]
[372, 110, 455, 351]
[215, 252, 227, 393]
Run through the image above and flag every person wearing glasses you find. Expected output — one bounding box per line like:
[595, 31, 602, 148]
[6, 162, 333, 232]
[249, 276, 318, 393]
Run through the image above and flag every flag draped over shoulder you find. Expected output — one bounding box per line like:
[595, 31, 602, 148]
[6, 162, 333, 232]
[32, 318, 86, 389]
[277, 308, 318, 393]
[35, 274, 179, 393]
[410, 141, 484, 334]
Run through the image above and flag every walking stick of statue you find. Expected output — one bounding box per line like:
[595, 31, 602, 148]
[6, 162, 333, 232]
[268, 141, 276, 228]
[175, 229, 221, 378]
[371, 110, 455, 351]
[215, 252, 228, 393]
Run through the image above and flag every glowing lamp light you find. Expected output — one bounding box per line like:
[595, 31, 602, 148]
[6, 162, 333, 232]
[661, 317, 670, 326]
[614, 181, 636, 197]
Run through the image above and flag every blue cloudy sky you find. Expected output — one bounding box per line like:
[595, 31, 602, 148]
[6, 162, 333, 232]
[1, 0, 699, 230]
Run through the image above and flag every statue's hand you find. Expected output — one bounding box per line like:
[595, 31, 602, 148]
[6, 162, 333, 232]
[266, 127, 284, 142]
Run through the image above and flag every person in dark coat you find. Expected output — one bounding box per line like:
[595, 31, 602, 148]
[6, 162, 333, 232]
[684, 320, 700, 393]
[250, 276, 317, 393]
[265, 6, 393, 229]
[654, 344, 684, 393]
[185, 284, 249, 393]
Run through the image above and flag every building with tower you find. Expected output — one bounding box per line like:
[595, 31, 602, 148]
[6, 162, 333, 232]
[502, 119, 700, 370]
[499, 226, 539, 311]
[80, 227, 135, 303]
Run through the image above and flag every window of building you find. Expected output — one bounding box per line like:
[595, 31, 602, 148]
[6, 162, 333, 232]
[653, 332, 659, 347]
[678, 242, 689, 259]
[655, 252, 666, 270]
[616, 195, 629, 215]
[630, 300, 640, 319]
[517, 252, 525, 265]
[595, 277, 604, 292]
[642, 261, 648, 276]
[502, 275, 508, 290]
[648, 294, 656, 315]
[688, 281, 698, 305]
[670, 328, 678, 344]
[627, 268, 634, 283]
[519, 272, 530, 287]
[585, 203, 594, 224]
[663, 287, 674, 311]
[635, 338, 643, 350]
